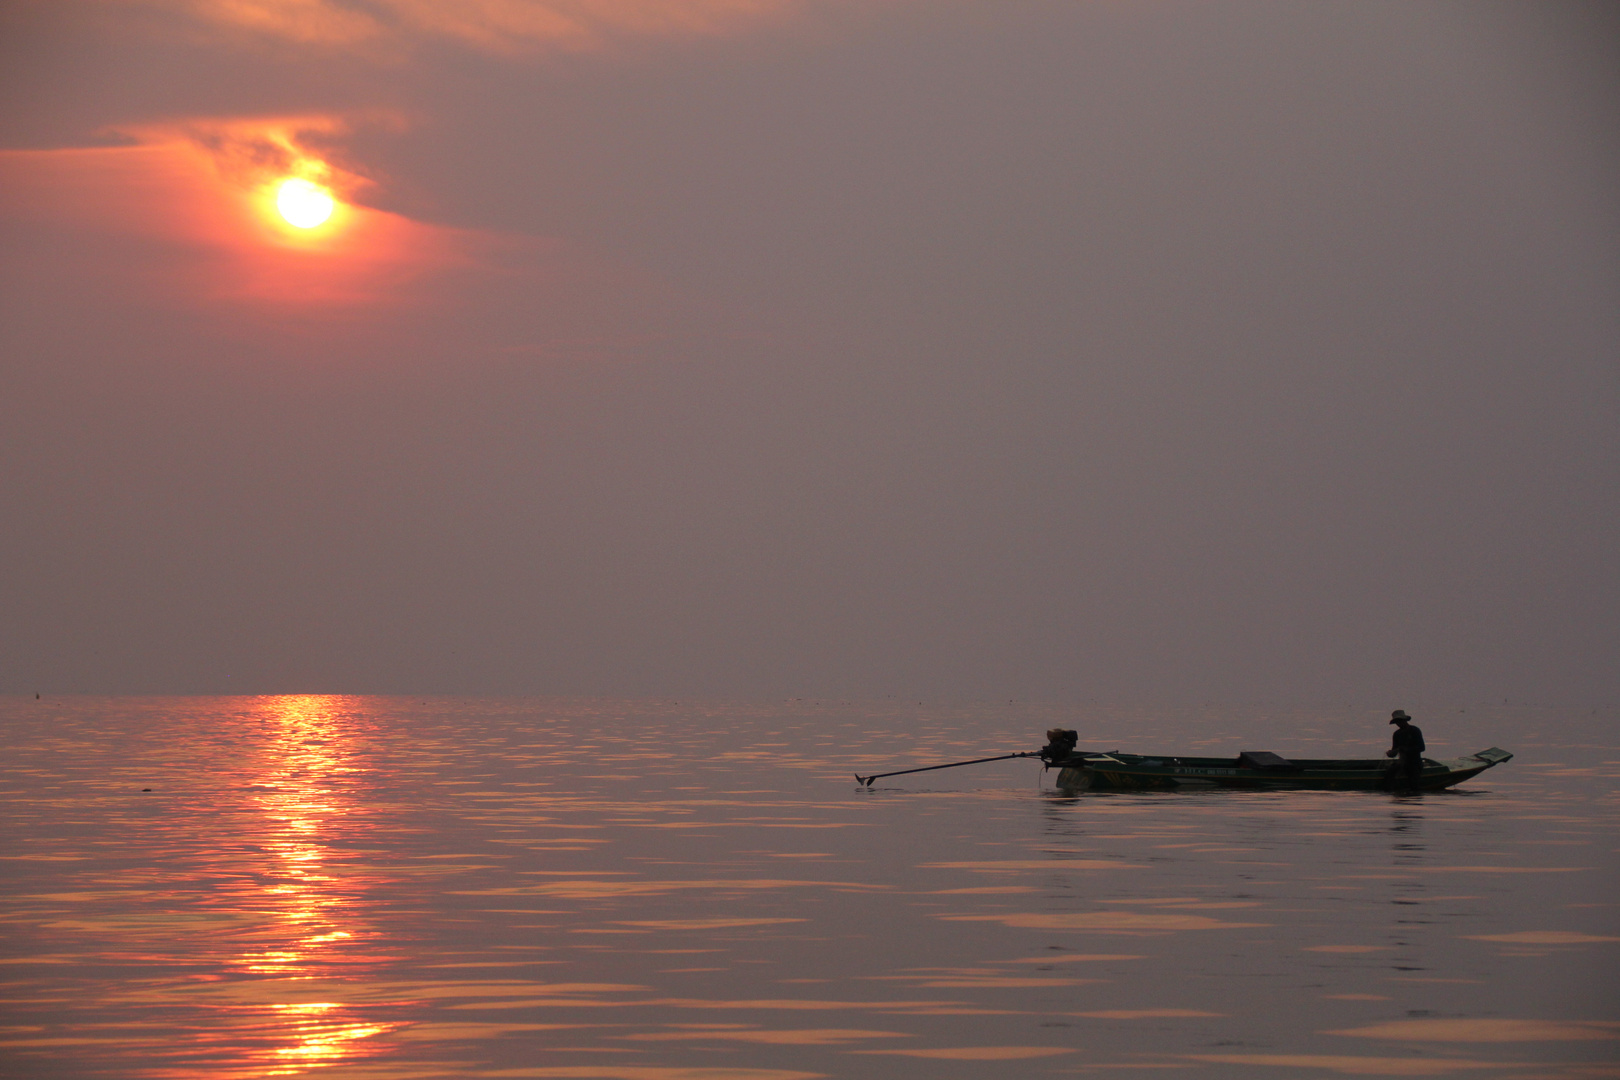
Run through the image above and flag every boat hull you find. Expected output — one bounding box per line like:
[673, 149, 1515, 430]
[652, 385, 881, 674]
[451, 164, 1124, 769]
[1053, 748, 1512, 793]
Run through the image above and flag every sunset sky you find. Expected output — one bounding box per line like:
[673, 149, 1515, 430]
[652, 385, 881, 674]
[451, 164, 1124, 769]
[2, 1, 1616, 701]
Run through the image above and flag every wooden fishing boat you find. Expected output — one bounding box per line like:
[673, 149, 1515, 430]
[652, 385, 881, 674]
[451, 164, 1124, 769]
[1048, 747, 1513, 792]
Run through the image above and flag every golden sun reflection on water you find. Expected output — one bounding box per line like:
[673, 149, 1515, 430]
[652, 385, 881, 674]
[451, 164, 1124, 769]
[265, 1002, 396, 1069]
[232, 696, 398, 1071]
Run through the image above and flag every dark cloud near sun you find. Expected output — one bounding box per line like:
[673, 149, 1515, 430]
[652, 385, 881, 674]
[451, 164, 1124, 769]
[158, 0, 794, 51]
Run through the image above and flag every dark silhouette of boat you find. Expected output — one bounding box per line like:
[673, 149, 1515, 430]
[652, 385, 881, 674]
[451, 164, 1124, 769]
[1048, 746, 1513, 792]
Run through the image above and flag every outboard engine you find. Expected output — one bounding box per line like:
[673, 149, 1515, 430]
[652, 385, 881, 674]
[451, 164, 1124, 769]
[1041, 728, 1079, 765]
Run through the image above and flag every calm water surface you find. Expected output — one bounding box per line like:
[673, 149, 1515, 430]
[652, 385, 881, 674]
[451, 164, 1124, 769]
[2, 697, 1616, 1080]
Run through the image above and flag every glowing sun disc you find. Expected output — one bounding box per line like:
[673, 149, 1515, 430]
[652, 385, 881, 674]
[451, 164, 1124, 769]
[276, 178, 335, 228]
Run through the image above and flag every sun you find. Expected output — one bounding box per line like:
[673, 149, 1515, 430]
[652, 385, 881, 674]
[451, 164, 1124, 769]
[276, 178, 336, 229]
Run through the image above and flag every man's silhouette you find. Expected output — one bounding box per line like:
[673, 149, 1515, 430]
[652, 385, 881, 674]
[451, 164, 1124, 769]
[1385, 710, 1426, 788]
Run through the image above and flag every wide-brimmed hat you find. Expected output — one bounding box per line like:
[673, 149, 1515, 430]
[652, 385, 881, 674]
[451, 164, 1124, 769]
[1390, 710, 1411, 723]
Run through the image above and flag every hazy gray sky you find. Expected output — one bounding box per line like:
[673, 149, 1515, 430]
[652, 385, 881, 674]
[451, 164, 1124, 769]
[2, 1, 1616, 702]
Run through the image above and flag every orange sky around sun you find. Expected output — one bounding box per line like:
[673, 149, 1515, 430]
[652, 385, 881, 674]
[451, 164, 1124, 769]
[0, 1, 802, 324]
[0, 118, 474, 307]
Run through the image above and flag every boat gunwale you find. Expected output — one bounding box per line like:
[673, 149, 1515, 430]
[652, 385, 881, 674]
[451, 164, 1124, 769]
[1049, 748, 1511, 792]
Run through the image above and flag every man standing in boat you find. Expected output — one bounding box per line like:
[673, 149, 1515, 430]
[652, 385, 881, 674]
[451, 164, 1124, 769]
[1385, 710, 1426, 788]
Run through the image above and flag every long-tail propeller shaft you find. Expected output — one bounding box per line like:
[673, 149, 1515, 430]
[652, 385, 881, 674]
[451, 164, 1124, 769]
[854, 751, 1041, 787]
